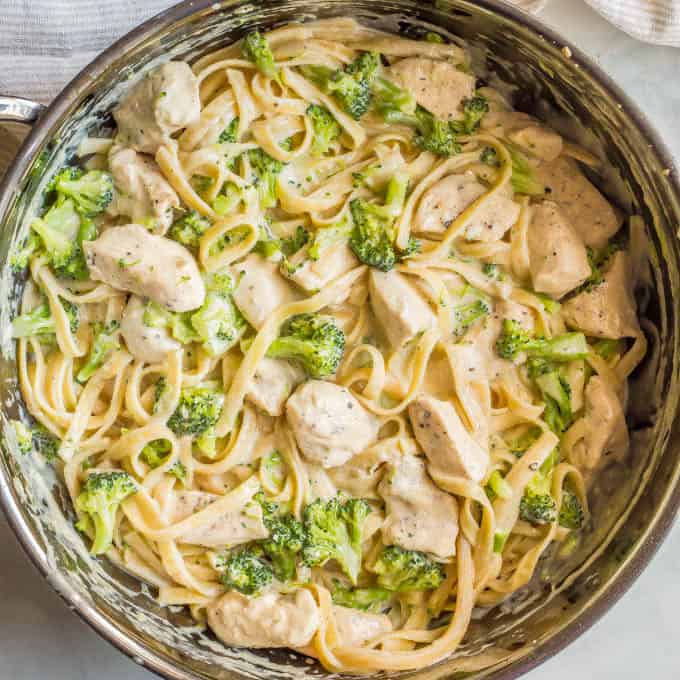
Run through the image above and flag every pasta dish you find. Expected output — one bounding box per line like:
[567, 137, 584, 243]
[9, 18, 648, 673]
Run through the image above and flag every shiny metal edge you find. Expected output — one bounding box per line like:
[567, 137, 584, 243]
[0, 1, 678, 679]
[0, 96, 46, 125]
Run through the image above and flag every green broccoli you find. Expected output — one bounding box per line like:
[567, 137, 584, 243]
[558, 489, 585, 530]
[168, 211, 212, 249]
[508, 146, 545, 196]
[535, 292, 561, 315]
[458, 95, 489, 134]
[260, 505, 306, 581]
[139, 438, 172, 468]
[451, 298, 490, 336]
[77, 321, 120, 383]
[308, 216, 353, 261]
[11, 420, 33, 453]
[220, 547, 273, 595]
[11, 231, 43, 272]
[74, 471, 137, 555]
[12, 302, 55, 339]
[382, 106, 462, 157]
[32, 424, 60, 463]
[306, 104, 341, 156]
[167, 385, 224, 456]
[480, 146, 499, 166]
[579, 243, 622, 293]
[191, 272, 248, 357]
[485, 470, 513, 502]
[371, 546, 445, 592]
[218, 117, 240, 144]
[248, 148, 284, 208]
[52, 168, 114, 217]
[349, 171, 411, 271]
[519, 451, 558, 525]
[143, 301, 199, 345]
[30, 198, 94, 280]
[212, 183, 243, 217]
[266, 313, 345, 378]
[242, 30, 279, 82]
[300, 52, 379, 120]
[371, 76, 416, 118]
[302, 496, 371, 584]
[481, 263, 503, 280]
[507, 426, 543, 457]
[425, 31, 445, 43]
[168, 461, 187, 483]
[496, 319, 588, 363]
[331, 581, 391, 612]
[528, 358, 573, 435]
[257, 223, 310, 261]
[592, 338, 623, 360]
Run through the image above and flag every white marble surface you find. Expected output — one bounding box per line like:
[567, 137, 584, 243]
[1, 0, 679, 678]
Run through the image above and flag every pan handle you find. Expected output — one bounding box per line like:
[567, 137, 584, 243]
[0, 96, 45, 125]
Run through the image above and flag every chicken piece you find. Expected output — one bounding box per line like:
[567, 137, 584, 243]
[283, 242, 358, 293]
[113, 61, 201, 155]
[332, 606, 392, 647]
[306, 463, 338, 501]
[120, 295, 180, 364]
[414, 172, 520, 242]
[207, 589, 320, 649]
[570, 376, 629, 480]
[368, 270, 436, 349]
[107, 146, 179, 235]
[379, 454, 458, 559]
[534, 156, 622, 249]
[495, 299, 535, 333]
[245, 357, 305, 417]
[409, 395, 489, 482]
[170, 490, 267, 547]
[387, 57, 475, 121]
[482, 111, 563, 162]
[562, 251, 640, 339]
[83, 224, 205, 312]
[328, 447, 396, 500]
[232, 254, 299, 329]
[528, 201, 590, 299]
[286, 380, 379, 468]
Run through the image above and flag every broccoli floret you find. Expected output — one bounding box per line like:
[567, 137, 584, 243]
[349, 172, 410, 271]
[579, 243, 622, 293]
[11, 231, 43, 272]
[480, 146, 499, 166]
[74, 471, 137, 555]
[519, 452, 558, 526]
[212, 183, 243, 217]
[371, 76, 416, 118]
[168, 211, 212, 249]
[485, 470, 513, 502]
[535, 292, 561, 315]
[242, 30, 279, 82]
[481, 263, 503, 280]
[220, 547, 273, 595]
[508, 426, 543, 457]
[153, 377, 167, 412]
[31, 198, 93, 280]
[143, 301, 199, 345]
[558, 489, 585, 530]
[12, 302, 55, 338]
[308, 216, 353, 261]
[331, 581, 391, 612]
[508, 146, 545, 196]
[266, 313, 345, 379]
[528, 359, 573, 435]
[306, 104, 341, 156]
[11, 420, 33, 453]
[139, 438, 172, 468]
[77, 321, 120, 383]
[218, 117, 240, 144]
[32, 424, 59, 463]
[302, 496, 371, 584]
[248, 148, 284, 208]
[592, 338, 623, 360]
[167, 386, 224, 437]
[191, 273, 248, 357]
[496, 319, 588, 363]
[459, 95, 489, 134]
[383, 107, 462, 157]
[62, 299, 80, 334]
[260, 506, 306, 581]
[53, 168, 114, 217]
[301, 52, 379, 120]
[425, 31, 445, 43]
[451, 298, 490, 336]
[371, 546, 444, 592]
[168, 461, 187, 483]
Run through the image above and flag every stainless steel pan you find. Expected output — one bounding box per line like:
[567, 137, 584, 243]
[1, 2, 679, 678]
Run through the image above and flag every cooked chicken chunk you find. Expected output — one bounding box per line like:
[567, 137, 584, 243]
[495, 299, 535, 332]
[409, 395, 489, 482]
[379, 454, 458, 559]
[207, 589, 320, 648]
[170, 490, 267, 547]
[482, 111, 563, 161]
[528, 201, 590, 299]
[232, 254, 299, 329]
[83, 224, 205, 312]
[369, 270, 436, 349]
[245, 357, 305, 417]
[387, 58, 475, 121]
[570, 376, 629, 480]
[107, 146, 179, 234]
[283, 242, 358, 293]
[113, 61, 201, 155]
[534, 156, 621, 249]
[286, 381, 379, 468]
[562, 251, 639, 338]
[120, 295, 180, 364]
[414, 172, 520, 241]
[333, 606, 392, 647]
[306, 463, 338, 501]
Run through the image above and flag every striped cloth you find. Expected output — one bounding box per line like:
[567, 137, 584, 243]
[1, 0, 679, 177]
